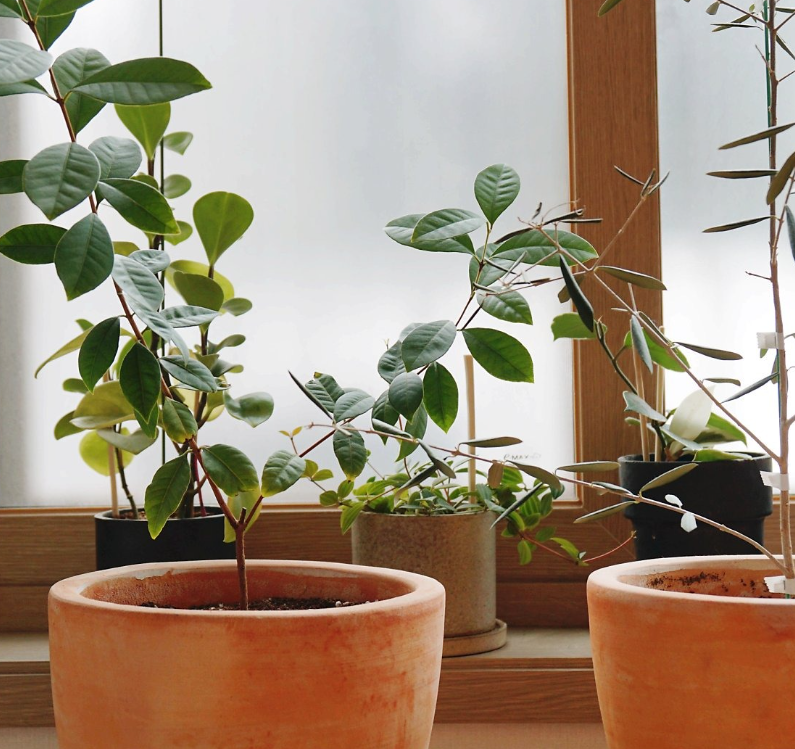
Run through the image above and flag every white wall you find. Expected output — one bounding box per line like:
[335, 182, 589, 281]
[0, 1, 572, 507]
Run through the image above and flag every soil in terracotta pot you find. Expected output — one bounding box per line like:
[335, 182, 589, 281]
[634, 568, 790, 599]
[139, 596, 374, 611]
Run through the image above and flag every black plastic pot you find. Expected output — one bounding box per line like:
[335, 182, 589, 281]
[619, 454, 773, 559]
[94, 508, 235, 570]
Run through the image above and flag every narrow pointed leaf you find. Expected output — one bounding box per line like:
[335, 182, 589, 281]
[598, 0, 626, 16]
[289, 370, 331, 416]
[675, 341, 742, 360]
[786, 206, 795, 263]
[630, 316, 653, 373]
[145, 454, 191, 538]
[559, 256, 594, 332]
[639, 462, 698, 494]
[462, 436, 522, 448]
[723, 373, 777, 402]
[78, 316, 119, 391]
[707, 169, 776, 179]
[599, 265, 667, 290]
[575, 501, 636, 523]
[623, 391, 667, 422]
[558, 461, 620, 473]
[720, 122, 795, 149]
[768, 151, 795, 204]
[509, 461, 563, 493]
[703, 216, 768, 233]
[35, 327, 90, 377]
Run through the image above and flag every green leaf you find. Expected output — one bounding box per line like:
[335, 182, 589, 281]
[707, 169, 777, 179]
[330, 389, 372, 422]
[71, 381, 134, 429]
[37, 0, 94, 15]
[162, 131, 193, 154]
[193, 191, 254, 265]
[23, 143, 100, 220]
[158, 305, 217, 329]
[135, 402, 159, 438]
[474, 163, 520, 225]
[224, 490, 262, 542]
[35, 326, 89, 377]
[74, 57, 212, 105]
[163, 174, 191, 199]
[305, 373, 345, 412]
[112, 254, 164, 312]
[0, 0, 20, 17]
[54, 411, 83, 439]
[340, 501, 366, 534]
[95, 427, 156, 455]
[160, 356, 217, 392]
[623, 391, 667, 422]
[0, 79, 48, 96]
[88, 136, 142, 180]
[78, 316, 119, 391]
[720, 122, 795, 150]
[462, 328, 534, 383]
[372, 391, 399, 434]
[223, 391, 274, 428]
[35, 12, 74, 50]
[598, 265, 667, 290]
[698, 413, 746, 446]
[113, 241, 138, 256]
[630, 316, 653, 373]
[79, 429, 133, 476]
[333, 430, 367, 480]
[161, 398, 197, 442]
[371, 419, 412, 440]
[0, 223, 65, 264]
[98, 178, 179, 235]
[384, 213, 475, 254]
[397, 406, 427, 460]
[377, 342, 406, 383]
[388, 372, 424, 419]
[114, 103, 170, 161]
[694, 449, 747, 462]
[462, 436, 522, 448]
[130, 248, 170, 274]
[54, 214, 113, 300]
[135, 308, 189, 361]
[559, 256, 594, 332]
[221, 297, 252, 316]
[210, 334, 245, 353]
[0, 40, 51, 85]
[558, 461, 620, 473]
[723, 373, 777, 403]
[164, 221, 193, 246]
[289, 370, 332, 416]
[203, 444, 259, 496]
[52, 48, 109, 133]
[119, 342, 161, 418]
[675, 341, 742, 361]
[0, 159, 26, 194]
[261, 450, 306, 497]
[494, 228, 598, 266]
[768, 151, 795, 204]
[639, 462, 698, 494]
[423, 362, 458, 432]
[401, 320, 457, 370]
[786, 206, 795, 263]
[575, 501, 636, 524]
[703, 216, 768, 233]
[551, 313, 597, 340]
[517, 538, 534, 565]
[63, 377, 87, 393]
[598, 0, 626, 15]
[145, 454, 191, 538]
[412, 208, 484, 243]
[171, 271, 224, 311]
[477, 289, 533, 325]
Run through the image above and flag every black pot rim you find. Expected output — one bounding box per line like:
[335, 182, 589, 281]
[94, 507, 224, 523]
[618, 452, 769, 465]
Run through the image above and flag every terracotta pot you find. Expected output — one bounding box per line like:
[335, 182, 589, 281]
[95, 507, 234, 569]
[588, 556, 795, 749]
[49, 560, 445, 749]
[351, 511, 506, 656]
[619, 454, 772, 559]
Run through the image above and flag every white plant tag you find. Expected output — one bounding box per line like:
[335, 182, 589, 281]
[757, 332, 784, 350]
[764, 575, 795, 594]
[761, 471, 789, 492]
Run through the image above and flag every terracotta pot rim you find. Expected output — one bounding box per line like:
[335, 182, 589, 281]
[589, 555, 794, 606]
[358, 509, 489, 519]
[49, 559, 444, 618]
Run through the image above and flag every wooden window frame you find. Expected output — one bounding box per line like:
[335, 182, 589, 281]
[1, 0, 666, 632]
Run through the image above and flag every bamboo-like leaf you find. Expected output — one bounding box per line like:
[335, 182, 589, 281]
[509, 461, 563, 493]
[639, 462, 698, 494]
[598, 265, 667, 290]
[623, 391, 667, 422]
[575, 501, 636, 524]
[786, 206, 795, 263]
[559, 256, 594, 332]
[558, 461, 620, 473]
[630, 316, 653, 373]
[703, 216, 768, 233]
[768, 151, 795, 204]
[720, 122, 795, 150]
[723, 373, 777, 402]
[675, 341, 742, 360]
[461, 436, 522, 448]
[597, 0, 626, 16]
[707, 169, 776, 179]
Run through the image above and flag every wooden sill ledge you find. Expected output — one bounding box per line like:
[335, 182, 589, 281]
[0, 628, 599, 728]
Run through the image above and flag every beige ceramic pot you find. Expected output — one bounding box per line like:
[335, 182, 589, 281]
[351, 511, 506, 656]
[49, 560, 445, 749]
[588, 556, 795, 749]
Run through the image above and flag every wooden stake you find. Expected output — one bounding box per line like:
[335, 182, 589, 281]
[108, 444, 120, 518]
[465, 355, 477, 494]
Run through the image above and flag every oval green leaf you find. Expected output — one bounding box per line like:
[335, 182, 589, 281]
[54, 213, 113, 300]
[412, 208, 484, 243]
[78, 316, 120, 391]
[0, 223, 65, 264]
[261, 449, 306, 497]
[193, 191, 254, 265]
[98, 177, 179, 235]
[422, 362, 458, 433]
[88, 136, 142, 180]
[119, 342, 161, 418]
[401, 320, 456, 371]
[145, 454, 191, 538]
[333, 430, 367, 480]
[223, 391, 274, 428]
[114, 102, 170, 161]
[462, 328, 534, 383]
[203, 444, 259, 496]
[474, 163, 520, 225]
[388, 372, 424, 419]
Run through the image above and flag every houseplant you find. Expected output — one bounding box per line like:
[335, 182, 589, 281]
[0, 1, 447, 745]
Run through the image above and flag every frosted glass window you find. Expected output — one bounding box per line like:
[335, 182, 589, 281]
[0, 1, 571, 507]
[657, 3, 794, 454]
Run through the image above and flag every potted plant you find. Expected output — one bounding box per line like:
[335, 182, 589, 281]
[0, 1, 446, 745]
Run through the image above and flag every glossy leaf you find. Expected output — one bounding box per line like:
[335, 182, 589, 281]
[423, 362, 458, 432]
[559, 256, 594, 332]
[630, 316, 653, 373]
[261, 450, 306, 497]
[88, 136, 141, 180]
[171, 271, 224, 311]
[623, 391, 667, 422]
[145, 454, 191, 537]
[494, 228, 598, 266]
[193, 191, 254, 264]
[71, 381, 134, 429]
[78, 316, 119, 391]
[639, 463, 698, 494]
[388, 372, 424, 419]
[79, 430, 133, 476]
[0, 223, 65, 264]
[0, 79, 48, 96]
[162, 130, 193, 154]
[161, 398, 197, 442]
[54, 411, 83, 439]
[160, 356, 217, 392]
[119, 342, 161, 418]
[598, 265, 667, 290]
[551, 313, 596, 340]
[462, 328, 534, 383]
[130, 248, 170, 273]
[477, 289, 533, 324]
[221, 297, 252, 316]
[0, 159, 25, 194]
[474, 163, 520, 224]
[412, 208, 484, 243]
[55, 214, 113, 300]
[52, 47, 109, 133]
[23, 143, 100, 219]
[115, 102, 170, 160]
[508, 462, 563, 493]
[0, 40, 51, 85]
[289, 370, 331, 416]
[384, 213, 475, 254]
[95, 427, 156, 455]
[112, 254, 164, 312]
[164, 174, 191, 199]
[35, 326, 89, 377]
[224, 391, 274, 428]
[333, 430, 367, 480]
[74, 57, 212, 105]
[34, 11, 75, 49]
[203, 444, 259, 496]
[164, 221, 193, 246]
[377, 342, 406, 383]
[401, 320, 456, 370]
[37, 0, 94, 15]
[98, 178, 179, 235]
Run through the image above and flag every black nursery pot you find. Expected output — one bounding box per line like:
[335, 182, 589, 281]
[619, 454, 773, 560]
[94, 508, 235, 570]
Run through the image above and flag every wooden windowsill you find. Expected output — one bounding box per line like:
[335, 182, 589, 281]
[0, 628, 599, 728]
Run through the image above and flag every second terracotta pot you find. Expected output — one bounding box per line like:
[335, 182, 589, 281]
[351, 511, 506, 656]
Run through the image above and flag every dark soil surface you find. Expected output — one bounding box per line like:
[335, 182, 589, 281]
[140, 597, 373, 611]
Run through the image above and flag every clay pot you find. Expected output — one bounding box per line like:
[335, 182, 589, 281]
[351, 511, 506, 656]
[49, 560, 445, 749]
[588, 556, 795, 749]
[95, 507, 234, 569]
[619, 454, 772, 559]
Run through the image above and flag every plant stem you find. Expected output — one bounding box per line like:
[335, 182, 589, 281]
[235, 507, 249, 610]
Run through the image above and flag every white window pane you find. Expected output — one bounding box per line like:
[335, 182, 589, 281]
[0, 1, 572, 507]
